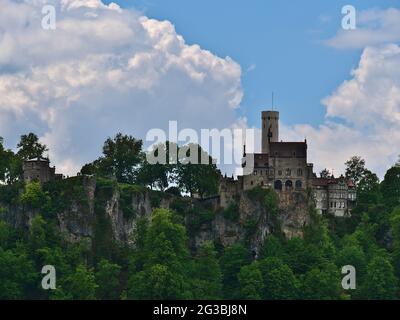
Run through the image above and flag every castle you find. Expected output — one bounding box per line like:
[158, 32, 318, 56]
[21, 110, 356, 217]
[22, 157, 63, 183]
[220, 110, 356, 217]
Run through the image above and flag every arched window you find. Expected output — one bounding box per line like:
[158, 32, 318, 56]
[295, 180, 302, 189]
[274, 180, 282, 191]
[285, 180, 293, 190]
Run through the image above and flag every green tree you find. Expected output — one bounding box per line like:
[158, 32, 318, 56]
[237, 262, 264, 300]
[137, 142, 177, 191]
[220, 243, 251, 299]
[259, 235, 285, 260]
[336, 244, 367, 283]
[176, 144, 219, 198]
[361, 255, 398, 300]
[56, 264, 98, 300]
[21, 182, 50, 209]
[95, 259, 121, 300]
[29, 214, 48, 252]
[381, 166, 400, 211]
[83, 133, 144, 183]
[0, 138, 21, 184]
[259, 257, 298, 300]
[345, 156, 367, 186]
[0, 248, 37, 299]
[128, 209, 191, 299]
[300, 262, 341, 300]
[357, 170, 381, 206]
[390, 207, 400, 277]
[191, 241, 223, 299]
[17, 133, 48, 160]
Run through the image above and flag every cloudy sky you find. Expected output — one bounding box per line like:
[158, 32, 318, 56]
[0, 0, 399, 179]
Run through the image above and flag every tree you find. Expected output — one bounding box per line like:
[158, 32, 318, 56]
[300, 262, 341, 300]
[128, 209, 192, 299]
[319, 168, 331, 178]
[176, 144, 219, 198]
[357, 170, 381, 206]
[361, 256, 398, 300]
[381, 166, 400, 211]
[336, 244, 367, 292]
[95, 259, 121, 300]
[0, 248, 37, 299]
[345, 156, 367, 186]
[259, 235, 285, 260]
[55, 264, 98, 300]
[191, 241, 223, 299]
[237, 262, 264, 300]
[0, 138, 21, 184]
[28, 214, 48, 253]
[17, 133, 48, 160]
[83, 133, 144, 184]
[21, 182, 50, 209]
[220, 244, 251, 299]
[390, 207, 400, 277]
[259, 257, 298, 300]
[137, 142, 176, 191]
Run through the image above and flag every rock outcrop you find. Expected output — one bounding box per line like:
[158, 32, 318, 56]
[1, 176, 313, 252]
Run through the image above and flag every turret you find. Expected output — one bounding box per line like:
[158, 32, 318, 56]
[261, 110, 279, 154]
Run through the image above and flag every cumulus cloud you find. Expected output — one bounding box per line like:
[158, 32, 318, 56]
[0, 0, 243, 175]
[326, 8, 400, 49]
[281, 44, 400, 178]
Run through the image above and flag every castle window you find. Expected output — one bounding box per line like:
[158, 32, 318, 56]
[295, 180, 302, 189]
[251, 181, 254, 186]
[274, 180, 282, 191]
[285, 180, 293, 191]
[278, 170, 282, 176]
[285, 169, 291, 176]
[297, 168, 303, 176]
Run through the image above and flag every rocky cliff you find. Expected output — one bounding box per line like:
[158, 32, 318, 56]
[1, 176, 313, 254]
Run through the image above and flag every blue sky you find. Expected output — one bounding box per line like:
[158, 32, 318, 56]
[105, 0, 398, 128]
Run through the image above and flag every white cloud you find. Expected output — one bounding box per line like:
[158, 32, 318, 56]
[0, 0, 243, 175]
[326, 8, 400, 49]
[281, 44, 400, 178]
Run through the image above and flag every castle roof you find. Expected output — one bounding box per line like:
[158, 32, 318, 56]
[25, 157, 50, 163]
[311, 177, 355, 187]
[269, 142, 307, 158]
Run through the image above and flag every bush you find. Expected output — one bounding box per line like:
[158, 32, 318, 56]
[223, 201, 240, 222]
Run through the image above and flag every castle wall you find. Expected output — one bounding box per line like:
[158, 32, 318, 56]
[23, 159, 55, 183]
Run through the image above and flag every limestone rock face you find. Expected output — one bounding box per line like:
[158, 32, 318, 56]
[1, 177, 312, 252]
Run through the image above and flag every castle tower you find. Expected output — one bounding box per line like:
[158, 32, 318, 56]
[261, 110, 279, 154]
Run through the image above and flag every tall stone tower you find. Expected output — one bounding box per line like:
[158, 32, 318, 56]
[261, 110, 279, 154]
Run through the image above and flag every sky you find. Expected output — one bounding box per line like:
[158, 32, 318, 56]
[1, 0, 400, 178]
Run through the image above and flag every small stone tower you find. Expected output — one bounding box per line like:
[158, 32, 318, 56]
[261, 110, 279, 154]
[23, 157, 56, 183]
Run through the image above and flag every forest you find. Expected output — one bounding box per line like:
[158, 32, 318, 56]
[0, 132, 400, 300]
